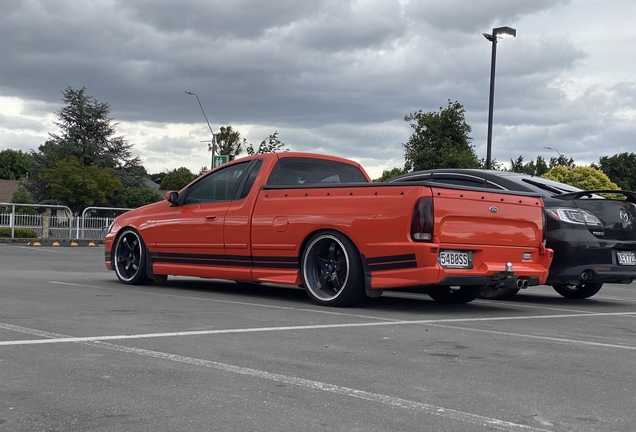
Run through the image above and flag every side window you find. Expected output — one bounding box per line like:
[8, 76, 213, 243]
[183, 162, 249, 204]
[267, 158, 368, 185]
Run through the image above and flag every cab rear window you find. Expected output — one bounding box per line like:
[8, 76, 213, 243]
[267, 158, 369, 185]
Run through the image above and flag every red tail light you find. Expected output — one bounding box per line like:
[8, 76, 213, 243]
[411, 197, 434, 242]
[542, 210, 547, 244]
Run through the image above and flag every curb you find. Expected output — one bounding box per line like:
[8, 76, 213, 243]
[0, 239, 104, 247]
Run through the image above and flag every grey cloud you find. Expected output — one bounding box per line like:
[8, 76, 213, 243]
[404, 0, 570, 34]
[0, 0, 634, 178]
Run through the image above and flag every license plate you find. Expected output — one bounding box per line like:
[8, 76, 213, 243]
[617, 251, 636, 266]
[438, 250, 473, 269]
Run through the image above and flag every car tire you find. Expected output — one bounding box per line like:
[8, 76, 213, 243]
[113, 229, 153, 285]
[552, 282, 603, 299]
[301, 231, 365, 307]
[428, 285, 484, 304]
[480, 286, 520, 300]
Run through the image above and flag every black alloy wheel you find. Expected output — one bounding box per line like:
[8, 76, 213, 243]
[301, 231, 365, 307]
[480, 286, 520, 300]
[428, 285, 484, 304]
[113, 229, 153, 285]
[552, 282, 603, 299]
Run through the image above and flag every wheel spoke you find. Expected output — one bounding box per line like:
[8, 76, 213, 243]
[330, 272, 342, 290]
[318, 270, 330, 288]
[327, 242, 337, 261]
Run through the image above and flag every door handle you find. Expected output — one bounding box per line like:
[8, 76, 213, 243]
[205, 215, 218, 220]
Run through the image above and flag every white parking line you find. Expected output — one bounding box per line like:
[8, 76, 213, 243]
[0, 321, 551, 432]
[2, 311, 636, 349]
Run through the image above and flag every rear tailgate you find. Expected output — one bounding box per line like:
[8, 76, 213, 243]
[432, 186, 544, 247]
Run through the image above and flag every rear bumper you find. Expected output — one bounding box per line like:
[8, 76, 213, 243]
[546, 238, 636, 284]
[366, 244, 553, 290]
[438, 275, 541, 287]
[547, 264, 635, 284]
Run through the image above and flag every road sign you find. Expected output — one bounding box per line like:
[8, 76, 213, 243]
[213, 155, 228, 168]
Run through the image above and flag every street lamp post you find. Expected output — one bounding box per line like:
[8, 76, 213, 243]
[483, 26, 516, 170]
[184, 91, 216, 169]
[544, 146, 579, 187]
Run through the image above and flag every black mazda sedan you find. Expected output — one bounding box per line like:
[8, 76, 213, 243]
[389, 169, 636, 299]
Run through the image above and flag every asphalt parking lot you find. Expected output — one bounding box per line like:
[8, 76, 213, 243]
[1, 244, 635, 432]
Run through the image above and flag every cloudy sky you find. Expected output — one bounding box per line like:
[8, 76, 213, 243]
[1, 0, 635, 179]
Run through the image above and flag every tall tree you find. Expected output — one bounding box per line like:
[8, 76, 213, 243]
[246, 131, 288, 155]
[595, 152, 636, 191]
[159, 167, 197, 190]
[26, 86, 146, 202]
[0, 149, 32, 180]
[373, 167, 406, 182]
[38, 156, 123, 214]
[107, 187, 163, 210]
[403, 100, 479, 172]
[215, 125, 244, 161]
[508, 155, 549, 176]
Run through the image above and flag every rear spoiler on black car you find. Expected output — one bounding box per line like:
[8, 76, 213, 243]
[552, 190, 636, 203]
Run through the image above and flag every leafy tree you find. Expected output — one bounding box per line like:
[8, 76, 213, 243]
[107, 187, 163, 209]
[548, 154, 575, 169]
[8, 185, 36, 214]
[542, 166, 619, 190]
[374, 167, 406, 182]
[215, 125, 244, 161]
[0, 149, 32, 180]
[508, 155, 549, 176]
[39, 156, 123, 214]
[159, 167, 197, 190]
[246, 131, 288, 155]
[148, 172, 168, 185]
[595, 152, 636, 191]
[403, 100, 479, 172]
[26, 86, 146, 202]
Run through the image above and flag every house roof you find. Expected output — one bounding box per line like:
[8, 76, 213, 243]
[0, 180, 20, 203]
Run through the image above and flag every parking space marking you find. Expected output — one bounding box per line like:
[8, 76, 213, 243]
[0, 322, 551, 432]
[2, 311, 636, 350]
[427, 323, 636, 350]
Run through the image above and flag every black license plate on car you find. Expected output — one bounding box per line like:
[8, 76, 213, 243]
[617, 251, 636, 266]
[438, 250, 473, 269]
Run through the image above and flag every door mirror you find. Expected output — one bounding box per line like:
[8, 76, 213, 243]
[166, 191, 180, 205]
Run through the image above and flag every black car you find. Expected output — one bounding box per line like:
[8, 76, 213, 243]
[389, 169, 636, 299]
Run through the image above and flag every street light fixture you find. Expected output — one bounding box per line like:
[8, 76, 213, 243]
[184, 91, 216, 169]
[483, 26, 516, 170]
[544, 146, 579, 187]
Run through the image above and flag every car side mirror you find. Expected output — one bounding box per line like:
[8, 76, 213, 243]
[166, 191, 180, 205]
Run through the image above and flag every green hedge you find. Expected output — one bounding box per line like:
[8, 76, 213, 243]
[0, 227, 39, 238]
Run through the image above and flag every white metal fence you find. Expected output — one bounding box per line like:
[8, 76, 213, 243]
[0, 204, 132, 240]
[0, 213, 115, 240]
